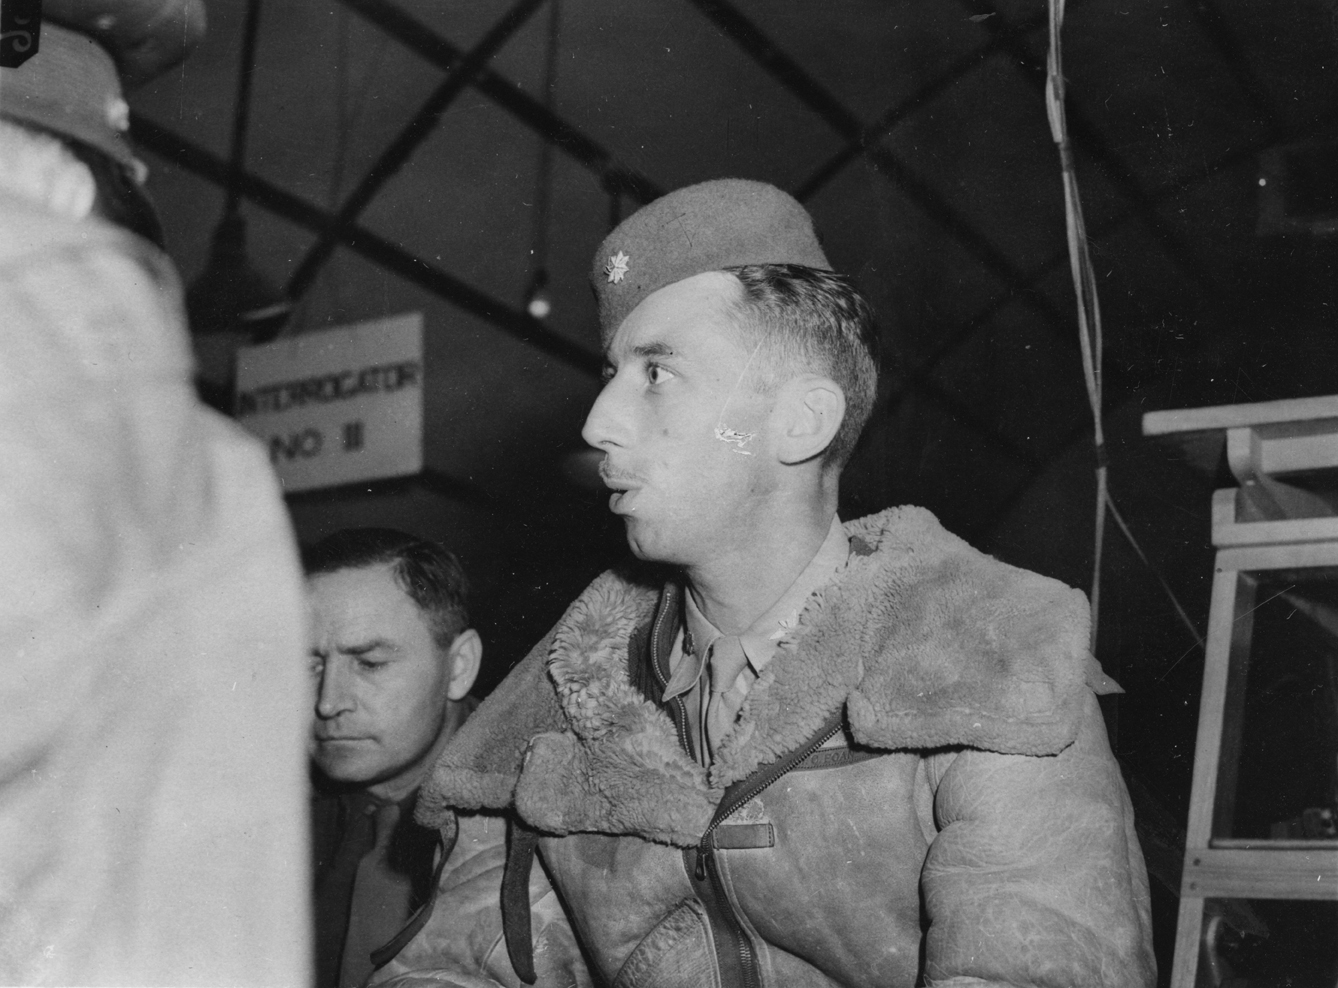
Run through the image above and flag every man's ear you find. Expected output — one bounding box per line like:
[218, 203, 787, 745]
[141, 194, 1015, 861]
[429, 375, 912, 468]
[774, 376, 845, 465]
[446, 628, 482, 700]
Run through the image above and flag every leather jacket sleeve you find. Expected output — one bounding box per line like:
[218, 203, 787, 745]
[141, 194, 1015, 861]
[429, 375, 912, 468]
[920, 692, 1156, 987]
[373, 812, 591, 988]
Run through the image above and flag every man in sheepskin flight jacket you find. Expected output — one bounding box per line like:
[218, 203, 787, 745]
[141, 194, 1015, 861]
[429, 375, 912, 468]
[399, 179, 1155, 988]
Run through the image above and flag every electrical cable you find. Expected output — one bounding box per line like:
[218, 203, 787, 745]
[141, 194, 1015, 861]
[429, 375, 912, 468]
[224, 0, 265, 218]
[1047, 0, 1205, 661]
[1104, 488, 1206, 651]
[186, 0, 293, 337]
[525, 0, 560, 319]
[284, 8, 389, 334]
[326, 5, 353, 320]
[1046, 0, 1106, 652]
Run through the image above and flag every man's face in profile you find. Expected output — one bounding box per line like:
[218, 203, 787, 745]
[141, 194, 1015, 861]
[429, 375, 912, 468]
[582, 271, 779, 567]
[307, 563, 456, 799]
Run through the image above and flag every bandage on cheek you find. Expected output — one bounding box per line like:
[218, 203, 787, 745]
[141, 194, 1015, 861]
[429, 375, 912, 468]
[711, 341, 763, 454]
[714, 426, 756, 453]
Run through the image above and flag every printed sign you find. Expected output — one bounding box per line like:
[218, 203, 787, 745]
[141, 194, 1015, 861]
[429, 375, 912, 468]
[235, 312, 424, 493]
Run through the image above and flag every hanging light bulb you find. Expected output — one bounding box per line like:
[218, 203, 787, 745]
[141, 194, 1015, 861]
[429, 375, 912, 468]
[185, 0, 289, 341]
[187, 211, 291, 338]
[524, 266, 552, 320]
[527, 294, 552, 320]
[523, 0, 560, 323]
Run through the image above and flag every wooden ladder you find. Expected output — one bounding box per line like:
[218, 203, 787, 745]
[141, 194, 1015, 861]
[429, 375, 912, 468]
[1144, 395, 1338, 988]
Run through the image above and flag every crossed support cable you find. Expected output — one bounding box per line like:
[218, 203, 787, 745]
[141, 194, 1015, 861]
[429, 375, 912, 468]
[828, 0, 1308, 483]
[682, 0, 1071, 478]
[941, 89, 1338, 547]
[143, 0, 1302, 508]
[335, 0, 662, 204]
[134, 0, 680, 376]
[284, 0, 549, 303]
[900, 0, 1290, 436]
[689, 0, 1211, 657]
[685, 0, 1247, 529]
[131, 114, 601, 376]
[682, 0, 1250, 668]
[792, 11, 1048, 202]
[1182, 0, 1283, 143]
[686, 0, 1069, 339]
[967, 0, 1219, 299]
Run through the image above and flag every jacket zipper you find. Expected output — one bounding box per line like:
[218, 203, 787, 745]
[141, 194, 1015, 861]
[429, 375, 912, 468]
[690, 840, 762, 988]
[694, 718, 843, 879]
[649, 586, 695, 757]
[688, 713, 845, 988]
[648, 582, 843, 988]
[647, 585, 757, 984]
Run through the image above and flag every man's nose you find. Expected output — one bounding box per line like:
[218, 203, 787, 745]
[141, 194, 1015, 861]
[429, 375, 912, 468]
[582, 377, 626, 450]
[315, 660, 355, 719]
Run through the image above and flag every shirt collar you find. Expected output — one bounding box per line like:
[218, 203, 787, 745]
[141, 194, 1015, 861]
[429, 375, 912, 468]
[663, 514, 849, 700]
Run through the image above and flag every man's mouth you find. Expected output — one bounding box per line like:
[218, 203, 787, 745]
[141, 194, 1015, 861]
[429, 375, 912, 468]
[598, 464, 642, 511]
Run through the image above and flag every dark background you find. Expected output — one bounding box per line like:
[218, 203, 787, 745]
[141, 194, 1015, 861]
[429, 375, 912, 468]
[126, 2, 1338, 981]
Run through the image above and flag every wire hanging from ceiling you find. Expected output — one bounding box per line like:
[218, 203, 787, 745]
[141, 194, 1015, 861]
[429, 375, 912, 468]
[1045, 0, 1105, 651]
[1046, 0, 1204, 663]
[186, 0, 291, 339]
[525, 0, 561, 320]
[286, 5, 390, 334]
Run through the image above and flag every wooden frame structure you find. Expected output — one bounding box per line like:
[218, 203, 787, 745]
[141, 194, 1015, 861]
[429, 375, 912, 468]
[1145, 395, 1338, 987]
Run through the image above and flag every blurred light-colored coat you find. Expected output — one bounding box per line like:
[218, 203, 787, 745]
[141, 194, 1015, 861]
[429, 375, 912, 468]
[0, 195, 313, 986]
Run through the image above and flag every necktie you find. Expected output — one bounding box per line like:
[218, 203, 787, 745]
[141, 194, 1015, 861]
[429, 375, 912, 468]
[705, 634, 750, 757]
[339, 800, 412, 988]
[313, 794, 376, 988]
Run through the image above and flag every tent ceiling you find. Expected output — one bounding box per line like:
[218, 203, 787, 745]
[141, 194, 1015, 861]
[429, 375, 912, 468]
[119, 2, 1338, 877]
[127, 0, 1338, 634]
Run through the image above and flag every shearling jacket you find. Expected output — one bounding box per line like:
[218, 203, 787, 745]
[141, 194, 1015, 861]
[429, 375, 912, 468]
[417, 507, 1156, 988]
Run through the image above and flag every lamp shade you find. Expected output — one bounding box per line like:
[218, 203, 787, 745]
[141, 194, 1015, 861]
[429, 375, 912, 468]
[186, 211, 290, 339]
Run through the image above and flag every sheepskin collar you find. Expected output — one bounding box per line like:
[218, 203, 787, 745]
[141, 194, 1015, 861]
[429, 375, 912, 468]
[419, 506, 1112, 846]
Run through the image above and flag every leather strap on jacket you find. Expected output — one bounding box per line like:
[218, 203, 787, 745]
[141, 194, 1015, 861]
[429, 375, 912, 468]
[502, 816, 540, 985]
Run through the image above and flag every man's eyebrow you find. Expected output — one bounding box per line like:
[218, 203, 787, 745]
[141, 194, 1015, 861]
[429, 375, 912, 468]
[342, 639, 393, 656]
[631, 342, 674, 359]
[603, 341, 674, 372]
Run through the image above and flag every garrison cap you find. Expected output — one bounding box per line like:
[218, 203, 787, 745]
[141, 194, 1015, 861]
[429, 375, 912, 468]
[590, 178, 831, 339]
[0, 1, 205, 174]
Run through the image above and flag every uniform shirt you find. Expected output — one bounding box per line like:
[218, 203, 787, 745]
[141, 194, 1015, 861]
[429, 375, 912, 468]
[661, 514, 849, 760]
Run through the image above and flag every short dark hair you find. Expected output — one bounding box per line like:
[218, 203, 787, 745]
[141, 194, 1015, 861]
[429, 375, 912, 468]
[302, 528, 469, 650]
[722, 264, 879, 468]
